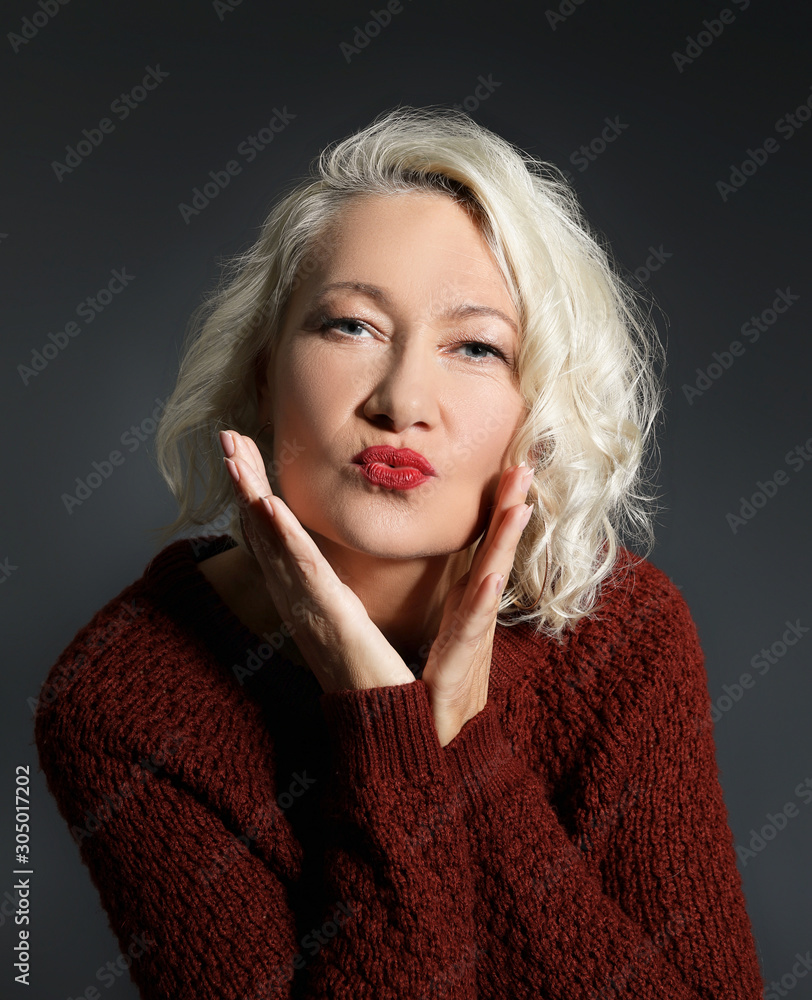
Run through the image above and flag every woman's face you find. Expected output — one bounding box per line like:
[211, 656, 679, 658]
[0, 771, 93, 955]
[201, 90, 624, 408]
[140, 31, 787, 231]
[257, 190, 527, 561]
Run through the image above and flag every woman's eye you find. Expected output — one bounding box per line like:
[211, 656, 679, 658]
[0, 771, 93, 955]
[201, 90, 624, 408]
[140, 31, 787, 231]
[320, 316, 372, 337]
[456, 341, 507, 362]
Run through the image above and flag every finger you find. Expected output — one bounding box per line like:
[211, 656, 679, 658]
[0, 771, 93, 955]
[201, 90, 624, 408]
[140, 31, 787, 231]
[429, 569, 503, 667]
[438, 505, 526, 659]
[229, 485, 321, 627]
[466, 468, 509, 580]
[220, 431, 291, 583]
[240, 481, 349, 615]
[239, 434, 275, 493]
[219, 431, 262, 508]
[469, 501, 532, 602]
[460, 570, 504, 638]
[479, 463, 531, 548]
[227, 432, 274, 501]
[469, 571, 505, 631]
[485, 463, 518, 530]
[469, 463, 533, 581]
[222, 433, 282, 560]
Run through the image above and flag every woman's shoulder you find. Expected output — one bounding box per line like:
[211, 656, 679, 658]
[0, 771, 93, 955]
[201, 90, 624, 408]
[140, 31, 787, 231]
[575, 547, 706, 697]
[33, 535, 260, 766]
[505, 547, 700, 653]
[498, 547, 705, 706]
[594, 546, 701, 641]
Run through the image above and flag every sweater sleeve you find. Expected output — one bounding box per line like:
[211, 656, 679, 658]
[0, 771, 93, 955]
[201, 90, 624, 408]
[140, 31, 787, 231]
[35, 677, 478, 1000]
[438, 592, 765, 999]
[294, 678, 479, 999]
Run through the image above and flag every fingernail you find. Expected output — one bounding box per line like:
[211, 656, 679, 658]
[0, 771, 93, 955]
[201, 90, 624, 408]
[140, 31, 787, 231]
[521, 467, 533, 491]
[219, 430, 235, 458]
[223, 457, 239, 484]
[520, 504, 533, 528]
[494, 573, 505, 595]
[262, 497, 274, 518]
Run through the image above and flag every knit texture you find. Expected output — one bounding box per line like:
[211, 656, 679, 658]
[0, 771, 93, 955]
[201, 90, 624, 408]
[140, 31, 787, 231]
[34, 536, 765, 999]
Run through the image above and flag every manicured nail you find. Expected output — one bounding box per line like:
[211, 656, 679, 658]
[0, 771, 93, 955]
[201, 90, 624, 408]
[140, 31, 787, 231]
[519, 504, 533, 528]
[521, 467, 534, 491]
[223, 457, 239, 484]
[219, 430, 235, 458]
[494, 573, 505, 595]
[262, 497, 274, 518]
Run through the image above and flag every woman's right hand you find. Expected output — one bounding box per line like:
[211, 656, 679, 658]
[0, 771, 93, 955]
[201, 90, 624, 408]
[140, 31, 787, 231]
[219, 430, 416, 695]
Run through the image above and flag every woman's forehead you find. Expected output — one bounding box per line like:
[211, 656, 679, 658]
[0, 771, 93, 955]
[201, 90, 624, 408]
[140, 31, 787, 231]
[294, 196, 514, 306]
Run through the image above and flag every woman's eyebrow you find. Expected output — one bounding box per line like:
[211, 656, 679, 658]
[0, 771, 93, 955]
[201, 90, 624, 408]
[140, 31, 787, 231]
[444, 302, 518, 335]
[313, 281, 518, 334]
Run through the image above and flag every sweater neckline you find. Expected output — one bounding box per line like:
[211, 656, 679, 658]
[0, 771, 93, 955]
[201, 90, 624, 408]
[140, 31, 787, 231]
[148, 534, 529, 689]
[142, 535, 329, 706]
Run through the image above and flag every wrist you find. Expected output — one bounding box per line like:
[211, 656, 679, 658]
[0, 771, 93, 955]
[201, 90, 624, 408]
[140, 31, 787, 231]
[425, 682, 488, 748]
[442, 701, 523, 815]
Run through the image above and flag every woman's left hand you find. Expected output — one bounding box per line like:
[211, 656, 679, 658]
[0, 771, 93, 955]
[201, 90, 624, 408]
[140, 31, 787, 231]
[421, 463, 533, 747]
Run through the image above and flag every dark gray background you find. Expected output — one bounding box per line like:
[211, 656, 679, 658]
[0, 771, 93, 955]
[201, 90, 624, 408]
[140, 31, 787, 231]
[1, 1, 810, 996]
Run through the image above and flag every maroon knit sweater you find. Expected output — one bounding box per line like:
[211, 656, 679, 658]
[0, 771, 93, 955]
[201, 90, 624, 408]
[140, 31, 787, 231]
[34, 536, 765, 999]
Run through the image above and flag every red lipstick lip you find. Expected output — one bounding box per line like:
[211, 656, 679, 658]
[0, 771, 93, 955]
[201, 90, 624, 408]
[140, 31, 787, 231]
[351, 446, 437, 476]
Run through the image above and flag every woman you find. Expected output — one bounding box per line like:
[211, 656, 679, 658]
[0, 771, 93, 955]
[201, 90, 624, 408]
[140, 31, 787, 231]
[34, 106, 765, 998]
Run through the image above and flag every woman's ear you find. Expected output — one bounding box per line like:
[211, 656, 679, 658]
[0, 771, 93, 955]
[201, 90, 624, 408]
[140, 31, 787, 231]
[526, 438, 548, 469]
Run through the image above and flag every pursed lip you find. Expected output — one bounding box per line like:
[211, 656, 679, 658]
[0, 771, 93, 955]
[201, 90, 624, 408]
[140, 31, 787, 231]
[351, 446, 437, 476]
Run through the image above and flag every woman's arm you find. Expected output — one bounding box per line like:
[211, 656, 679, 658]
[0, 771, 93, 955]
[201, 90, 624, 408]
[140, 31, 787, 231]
[436, 586, 765, 999]
[301, 678, 480, 999]
[35, 673, 479, 999]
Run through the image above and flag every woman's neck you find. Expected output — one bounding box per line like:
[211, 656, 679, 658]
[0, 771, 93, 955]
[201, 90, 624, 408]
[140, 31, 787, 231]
[198, 536, 473, 674]
[309, 531, 473, 671]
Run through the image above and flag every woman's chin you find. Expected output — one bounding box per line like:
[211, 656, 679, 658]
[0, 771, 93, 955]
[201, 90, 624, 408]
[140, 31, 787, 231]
[305, 519, 480, 564]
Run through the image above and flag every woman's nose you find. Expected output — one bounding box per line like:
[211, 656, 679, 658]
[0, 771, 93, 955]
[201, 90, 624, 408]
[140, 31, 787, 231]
[361, 336, 441, 432]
